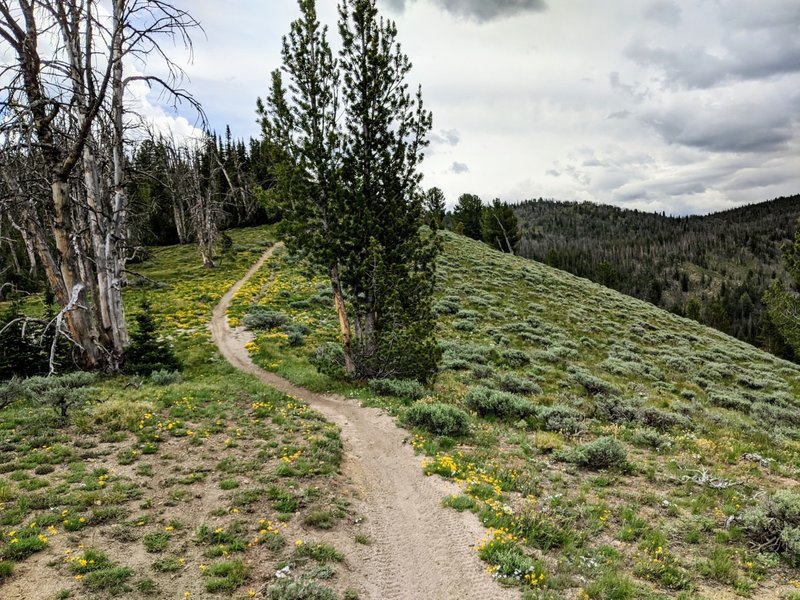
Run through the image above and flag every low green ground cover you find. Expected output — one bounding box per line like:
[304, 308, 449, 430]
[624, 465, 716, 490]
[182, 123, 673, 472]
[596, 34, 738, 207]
[0, 228, 356, 599]
[236, 230, 800, 599]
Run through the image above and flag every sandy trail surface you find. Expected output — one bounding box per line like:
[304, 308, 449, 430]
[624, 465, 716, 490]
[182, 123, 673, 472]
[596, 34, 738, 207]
[210, 245, 518, 600]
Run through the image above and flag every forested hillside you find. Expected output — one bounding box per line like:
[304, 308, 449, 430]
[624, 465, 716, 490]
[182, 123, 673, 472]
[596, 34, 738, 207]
[515, 196, 800, 360]
[0, 130, 275, 295]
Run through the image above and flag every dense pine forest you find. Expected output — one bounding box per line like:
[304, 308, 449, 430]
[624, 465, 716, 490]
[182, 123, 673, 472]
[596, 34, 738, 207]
[0, 130, 275, 295]
[514, 196, 800, 360]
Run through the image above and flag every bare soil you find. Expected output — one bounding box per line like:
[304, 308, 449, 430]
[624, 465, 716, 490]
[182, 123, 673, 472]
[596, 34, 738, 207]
[210, 245, 519, 600]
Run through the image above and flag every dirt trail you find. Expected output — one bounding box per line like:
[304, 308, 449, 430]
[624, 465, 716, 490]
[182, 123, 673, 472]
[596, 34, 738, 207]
[211, 246, 518, 600]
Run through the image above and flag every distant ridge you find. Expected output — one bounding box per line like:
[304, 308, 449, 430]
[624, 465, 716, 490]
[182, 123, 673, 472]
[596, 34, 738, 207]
[514, 195, 800, 360]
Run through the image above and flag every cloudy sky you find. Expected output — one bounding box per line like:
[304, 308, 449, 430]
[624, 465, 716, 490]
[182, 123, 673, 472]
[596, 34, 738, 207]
[172, 0, 800, 215]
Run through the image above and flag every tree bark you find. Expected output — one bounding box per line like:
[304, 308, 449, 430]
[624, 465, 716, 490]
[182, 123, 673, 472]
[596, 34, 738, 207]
[330, 264, 356, 376]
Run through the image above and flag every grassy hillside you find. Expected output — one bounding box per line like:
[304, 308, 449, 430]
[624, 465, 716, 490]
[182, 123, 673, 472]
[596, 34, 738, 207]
[514, 195, 800, 359]
[0, 228, 362, 600]
[238, 230, 800, 599]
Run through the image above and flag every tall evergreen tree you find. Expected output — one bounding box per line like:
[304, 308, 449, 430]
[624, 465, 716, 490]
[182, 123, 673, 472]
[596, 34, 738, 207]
[452, 193, 483, 239]
[259, 0, 439, 381]
[424, 187, 446, 230]
[481, 198, 520, 254]
[764, 224, 800, 354]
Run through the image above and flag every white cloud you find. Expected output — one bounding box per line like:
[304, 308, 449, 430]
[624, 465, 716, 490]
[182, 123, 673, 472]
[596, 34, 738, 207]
[169, 0, 800, 214]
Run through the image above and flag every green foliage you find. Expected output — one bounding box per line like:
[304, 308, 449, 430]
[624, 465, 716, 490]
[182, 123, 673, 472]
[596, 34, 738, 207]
[515, 196, 800, 360]
[0, 295, 72, 378]
[452, 194, 483, 240]
[294, 541, 344, 564]
[558, 437, 628, 470]
[492, 372, 542, 395]
[568, 366, 619, 396]
[424, 187, 446, 230]
[403, 402, 470, 436]
[149, 369, 182, 386]
[242, 307, 290, 330]
[538, 405, 584, 434]
[83, 567, 133, 593]
[481, 198, 520, 254]
[0, 377, 23, 410]
[259, 0, 439, 382]
[266, 577, 338, 600]
[464, 386, 537, 419]
[368, 378, 426, 401]
[309, 343, 347, 379]
[67, 548, 131, 593]
[586, 571, 636, 599]
[123, 300, 180, 375]
[742, 490, 800, 564]
[500, 348, 530, 367]
[21, 372, 96, 420]
[151, 555, 183, 572]
[203, 559, 249, 592]
[143, 532, 169, 553]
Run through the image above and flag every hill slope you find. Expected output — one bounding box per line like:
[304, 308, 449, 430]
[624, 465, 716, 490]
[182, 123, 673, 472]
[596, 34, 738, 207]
[514, 195, 800, 360]
[237, 229, 800, 599]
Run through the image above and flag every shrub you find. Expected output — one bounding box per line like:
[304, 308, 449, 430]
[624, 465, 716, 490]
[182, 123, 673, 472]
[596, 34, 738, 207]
[638, 407, 691, 431]
[149, 369, 182, 386]
[368, 378, 426, 401]
[440, 341, 496, 368]
[631, 428, 670, 450]
[493, 373, 542, 395]
[472, 365, 495, 380]
[559, 437, 627, 470]
[266, 578, 337, 600]
[708, 390, 752, 413]
[500, 348, 530, 367]
[242, 307, 290, 331]
[538, 405, 584, 434]
[452, 319, 475, 332]
[86, 398, 154, 432]
[751, 403, 800, 428]
[433, 297, 460, 315]
[742, 490, 800, 565]
[22, 372, 96, 421]
[284, 324, 309, 347]
[403, 402, 470, 436]
[568, 367, 619, 396]
[464, 386, 537, 419]
[0, 378, 23, 411]
[594, 396, 639, 424]
[309, 343, 346, 379]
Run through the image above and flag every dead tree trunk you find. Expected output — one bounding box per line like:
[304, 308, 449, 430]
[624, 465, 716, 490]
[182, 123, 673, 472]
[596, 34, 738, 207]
[0, 0, 203, 370]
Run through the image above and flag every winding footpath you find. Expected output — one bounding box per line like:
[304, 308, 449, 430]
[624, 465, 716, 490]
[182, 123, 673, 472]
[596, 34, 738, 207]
[210, 245, 518, 600]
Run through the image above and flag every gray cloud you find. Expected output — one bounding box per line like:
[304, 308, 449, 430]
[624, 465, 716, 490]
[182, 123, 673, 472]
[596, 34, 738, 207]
[450, 161, 470, 174]
[643, 0, 681, 27]
[626, 20, 800, 90]
[643, 103, 794, 153]
[385, 0, 546, 23]
[429, 128, 460, 146]
[606, 110, 631, 120]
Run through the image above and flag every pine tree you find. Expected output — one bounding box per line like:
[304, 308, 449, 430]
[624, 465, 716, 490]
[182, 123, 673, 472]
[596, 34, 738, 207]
[481, 199, 520, 254]
[764, 225, 800, 353]
[424, 187, 446, 229]
[259, 0, 439, 381]
[452, 194, 483, 239]
[123, 300, 180, 375]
